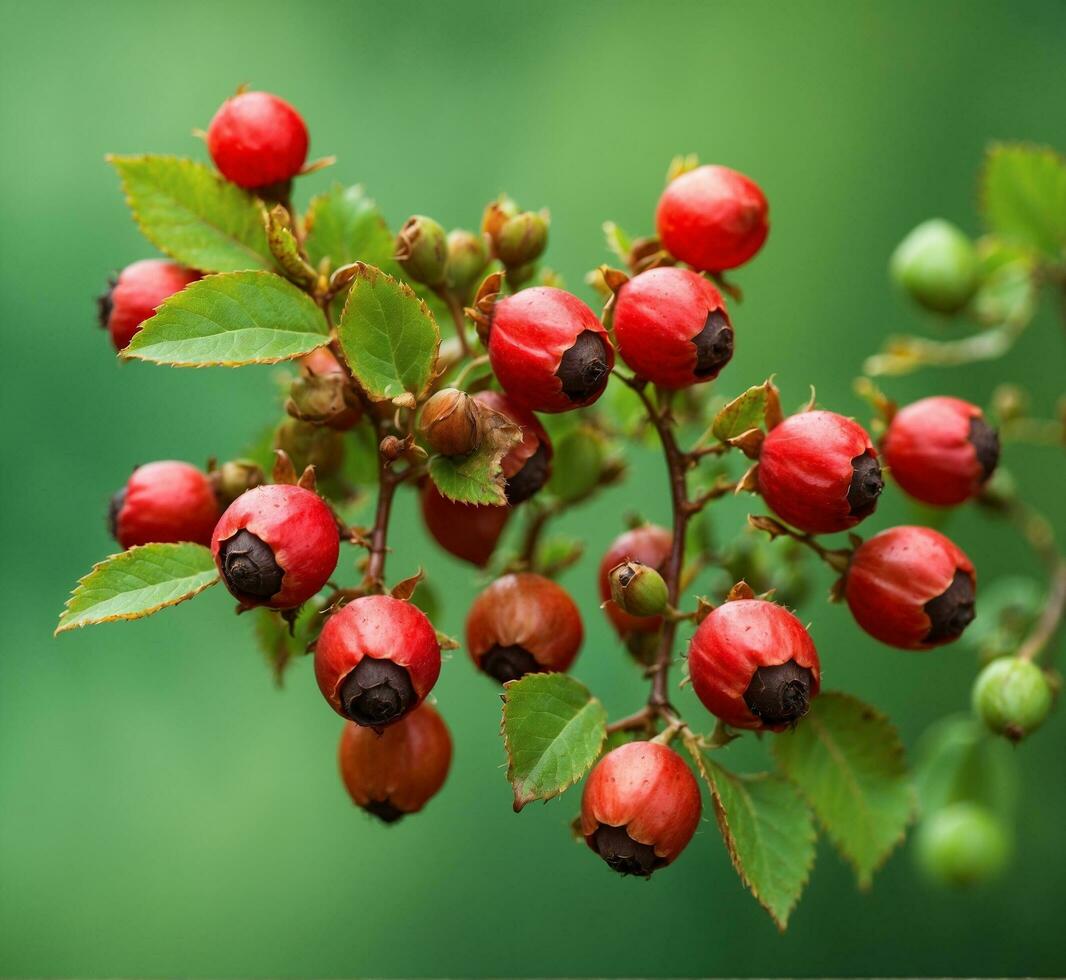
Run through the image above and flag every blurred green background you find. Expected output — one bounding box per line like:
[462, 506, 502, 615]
[2, 0, 1064, 976]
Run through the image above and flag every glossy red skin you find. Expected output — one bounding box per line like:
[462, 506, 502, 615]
[488, 287, 614, 413]
[211, 484, 339, 609]
[580, 742, 701, 866]
[338, 702, 452, 816]
[114, 460, 219, 549]
[845, 525, 976, 650]
[688, 599, 821, 730]
[420, 482, 510, 567]
[758, 410, 879, 534]
[206, 91, 309, 188]
[106, 259, 199, 350]
[883, 396, 989, 506]
[473, 390, 553, 481]
[612, 267, 731, 388]
[315, 595, 441, 719]
[466, 573, 583, 673]
[656, 165, 769, 271]
[598, 525, 673, 635]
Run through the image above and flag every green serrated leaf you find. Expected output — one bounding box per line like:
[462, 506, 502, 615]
[56, 543, 218, 634]
[772, 691, 915, 889]
[980, 143, 1066, 259]
[304, 183, 400, 272]
[502, 673, 607, 812]
[712, 382, 770, 441]
[687, 740, 815, 931]
[337, 265, 440, 400]
[108, 155, 273, 272]
[429, 452, 506, 506]
[124, 271, 329, 366]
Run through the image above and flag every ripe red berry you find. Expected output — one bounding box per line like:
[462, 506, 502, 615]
[612, 267, 733, 388]
[599, 525, 674, 637]
[488, 287, 614, 413]
[844, 525, 977, 649]
[474, 390, 553, 504]
[580, 741, 701, 877]
[98, 259, 199, 351]
[315, 595, 441, 727]
[882, 396, 1000, 506]
[211, 484, 339, 609]
[420, 482, 510, 567]
[466, 573, 583, 683]
[110, 460, 219, 550]
[688, 598, 821, 730]
[206, 91, 309, 189]
[338, 702, 452, 823]
[757, 410, 884, 534]
[656, 164, 769, 272]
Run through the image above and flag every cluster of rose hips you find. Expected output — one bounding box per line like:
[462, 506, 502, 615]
[91, 88, 1057, 883]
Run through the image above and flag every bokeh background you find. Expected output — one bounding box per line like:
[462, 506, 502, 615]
[2, 0, 1065, 976]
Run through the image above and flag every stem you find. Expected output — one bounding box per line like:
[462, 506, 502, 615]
[365, 464, 399, 590]
[435, 286, 471, 357]
[1018, 561, 1066, 663]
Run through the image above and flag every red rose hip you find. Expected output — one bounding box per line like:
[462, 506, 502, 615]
[466, 573, 583, 683]
[211, 483, 339, 609]
[488, 287, 614, 413]
[474, 390, 553, 504]
[882, 396, 1000, 506]
[315, 595, 441, 727]
[688, 598, 821, 730]
[656, 164, 769, 272]
[757, 410, 883, 534]
[98, 259, 199, 351]
[844, 525, 977, 649]
[581, 741, 701, 877]
[206, 90, 309, 189]
[420, 482, 510, 567]
[338, 702, 452, 823]
[612, 267, 733, 388]
[599, 525, 674, 637]
[110, 460, 219, 549]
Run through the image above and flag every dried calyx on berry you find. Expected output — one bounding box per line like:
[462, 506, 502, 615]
[395, 215, 448, 287]
[581, 742, 702, 877]
[466, 573, 583, 683]
[286, 372, 362, 431]
[608, 561, 669, 618]
[419, 388, 483, 457]
[882, 396, 1000, 506]
[212, 484, 339, 610]
[314, 595, 441, 727]
[339, 702, 452, 824]
[844, 525, 977, 649]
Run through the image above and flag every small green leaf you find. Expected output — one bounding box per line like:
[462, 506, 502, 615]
[428, 407, 522, 506]
[56, 543, 218, 634]
[337, 264, 440, 401]
[108, 155, 273, 272]
[502, 673, 607, 812]
[712, 381, 770, 441]
[124, 271, 329, 366]
[304, 184, 399, 272]
[772, 692, 915, 888]
[687, 739, 815, 931]
[980, 143, 1066, 259]
[971, 260, 1036, 329]
[602, 221, 632, 262]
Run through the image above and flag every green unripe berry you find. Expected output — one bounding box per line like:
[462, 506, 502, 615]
[890, 219, 979, 314]
[444, 229, 490, 299]
[495, 211, 549, 268]
[609, 561, 668, 618]
[274, 418, 344, 477]
[395, 215, 448, 286]
[915, 802, 1010, 888]
[972, 657, 1053, 742]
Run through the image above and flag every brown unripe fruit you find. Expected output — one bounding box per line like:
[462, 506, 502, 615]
[419, 388, 482, 457]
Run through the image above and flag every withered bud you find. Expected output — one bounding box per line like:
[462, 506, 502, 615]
[482, 195, 518, 245]
[495, 211, 549, 268]
[379, 435, 406, 462]
[395, 215, 448, 286]
[445, 229, 491, 299]
[286, 372, 362, 430]
[212, 459, 265, 507]
[609, 561, 669, 618]
[419, 388, 483, 457]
